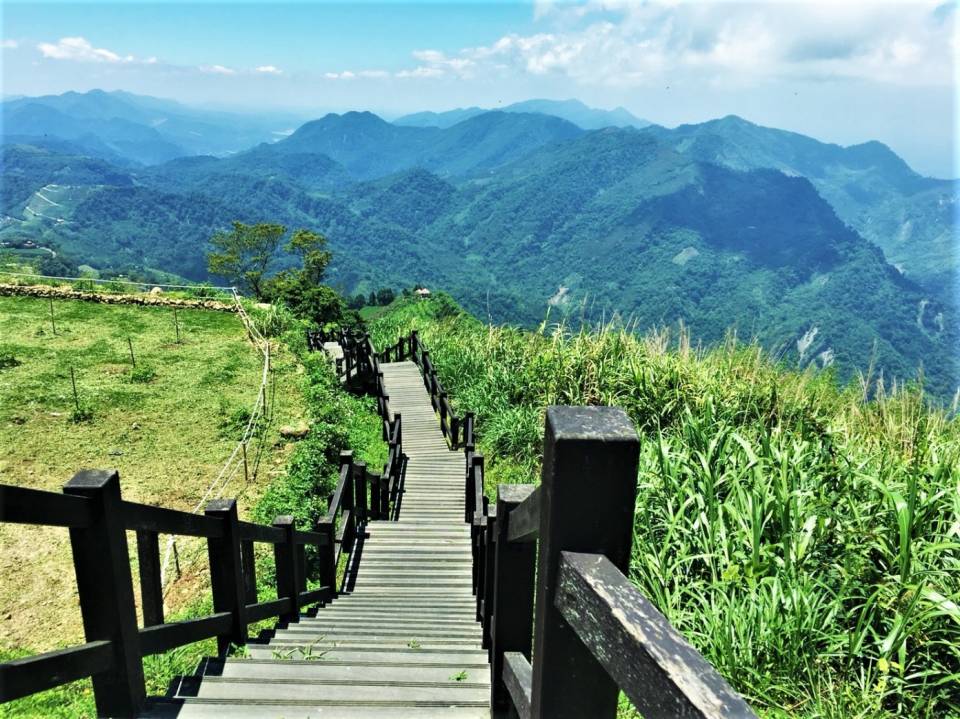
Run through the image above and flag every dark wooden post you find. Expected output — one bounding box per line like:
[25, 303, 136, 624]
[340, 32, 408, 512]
[371, 466, 384, 520]
[354, 461, 368, 524]
[439, 391, 449, 436]
[393, 412, 402, 454]
[451, 414, 461, 449]
[421, 350, 431, 391]
[410, 330, 418, 362]
[136, 530, 164, 626]
[241, 539, 258, 604]
[205, 499, 247, 655]
[273, 515, 301, 621]
[316, 517, 337, 596]
[481, 501, 496, 641]
[63, 469, 145, 717]
[492, 485, 537, 717]
[529, 406, 640, 719]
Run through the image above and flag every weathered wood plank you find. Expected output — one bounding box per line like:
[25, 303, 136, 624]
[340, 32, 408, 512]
[505, 486, 539, 544]
[556, 552, 757, 718]
[139, 613, 232, 656]
[0, 484, 94, 528]
[0, 640, 113, 702]
[123, 501, 223, 538]
[503, 652, 533, 719]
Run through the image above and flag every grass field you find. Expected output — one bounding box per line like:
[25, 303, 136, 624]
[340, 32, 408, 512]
[0, 295, 306, 658]
[370, 293, 960, 719]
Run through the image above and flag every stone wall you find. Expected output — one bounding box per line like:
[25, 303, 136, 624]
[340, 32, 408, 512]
[0, 283, 236, 312]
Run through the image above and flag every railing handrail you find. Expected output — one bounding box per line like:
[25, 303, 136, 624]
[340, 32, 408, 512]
[0, 470, 337, 713]
[390, 330, 757, 719]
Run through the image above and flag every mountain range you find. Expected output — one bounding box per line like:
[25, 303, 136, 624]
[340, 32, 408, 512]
[394, 98, 650, 130]
[1, 89, 303, 165]
[1, 90, 956, 398]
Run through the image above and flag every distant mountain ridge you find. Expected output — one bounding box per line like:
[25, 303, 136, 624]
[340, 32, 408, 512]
[271, 110, 584, 179]
[394, 98, 650, 130]
[1, 89, 304, 165]
[1, 94, 955, 398]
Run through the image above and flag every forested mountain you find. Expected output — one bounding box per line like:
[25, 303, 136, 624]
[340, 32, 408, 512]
[272, 110, 584, 179]
[395, 98, 649, 130]
[644, 116, 958, 294]
[1, 100, 955, 397]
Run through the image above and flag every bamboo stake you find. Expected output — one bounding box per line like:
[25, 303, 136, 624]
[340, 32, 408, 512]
[127, 337, 136, 367]
[70, 366, 79, 412]
[48, 297, 57, 336]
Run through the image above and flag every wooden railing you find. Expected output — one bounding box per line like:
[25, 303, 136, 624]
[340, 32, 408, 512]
[386, 331, 758, 719]
[0, 436, 403, 715]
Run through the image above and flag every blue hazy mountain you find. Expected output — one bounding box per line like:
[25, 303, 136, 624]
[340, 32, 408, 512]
[1, 89, 303, 165]
[394, 98, 649, 130]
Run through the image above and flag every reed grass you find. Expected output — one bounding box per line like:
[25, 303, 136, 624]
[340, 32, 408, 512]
[371, 294, 960, 718]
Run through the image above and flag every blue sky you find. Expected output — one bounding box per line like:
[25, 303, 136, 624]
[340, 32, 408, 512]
[1, 1, 956, 176]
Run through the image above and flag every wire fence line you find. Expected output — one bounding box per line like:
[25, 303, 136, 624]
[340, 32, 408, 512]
[7, 272, 279, 606]
[158, 289, 274, 593]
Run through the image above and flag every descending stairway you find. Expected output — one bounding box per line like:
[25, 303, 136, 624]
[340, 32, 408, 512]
[145, 361, 488, 717]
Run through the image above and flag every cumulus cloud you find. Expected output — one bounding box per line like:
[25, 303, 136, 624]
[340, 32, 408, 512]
[256, 65, 282, 74]
[200, 64, 236, 75]
[37, 36, 135, 63]
[324, 69, 390, 80]
[396, 1, 954, 88]
[1, 39, 18, 49]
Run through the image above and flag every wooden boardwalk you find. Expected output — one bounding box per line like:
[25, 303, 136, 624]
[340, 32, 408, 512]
[145, 361, 488, 717]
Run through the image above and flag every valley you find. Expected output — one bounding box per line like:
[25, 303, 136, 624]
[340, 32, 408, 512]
[1, 90, 956, 400]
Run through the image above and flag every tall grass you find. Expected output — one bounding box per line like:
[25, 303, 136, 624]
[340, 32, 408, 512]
[370, 295, 960, 718]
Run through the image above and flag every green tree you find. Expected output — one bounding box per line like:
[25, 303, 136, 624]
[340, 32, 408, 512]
[207, 221, 286, 299]
[268, 229, 344, 326]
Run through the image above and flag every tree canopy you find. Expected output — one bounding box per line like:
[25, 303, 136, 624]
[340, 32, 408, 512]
[207, 221, 286, 299]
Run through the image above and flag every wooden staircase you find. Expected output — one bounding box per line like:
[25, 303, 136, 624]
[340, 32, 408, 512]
[144, 361, 489, 717]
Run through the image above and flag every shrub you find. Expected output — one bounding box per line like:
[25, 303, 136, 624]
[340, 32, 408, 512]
[0, 349, 20, 369]
[70, 405, 94, 423]
[129, 365, 157, 383]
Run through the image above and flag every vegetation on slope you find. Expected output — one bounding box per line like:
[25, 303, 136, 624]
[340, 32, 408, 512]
[369, 294, 960, 718]
[0, 297, 385, 717]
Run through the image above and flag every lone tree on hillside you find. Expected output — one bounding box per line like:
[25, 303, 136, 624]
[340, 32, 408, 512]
[268, 229, 344, 325]
[207, 221, 285, 299]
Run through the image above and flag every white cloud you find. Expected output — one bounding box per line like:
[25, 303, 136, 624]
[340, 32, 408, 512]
[324, 69, 390, 80]
[1, 40, 18, 49]
[256, 65, 282, 75]
[396, 1, 954, 88]
[37, 36, 135, 63]
[200, 64, 236, 75]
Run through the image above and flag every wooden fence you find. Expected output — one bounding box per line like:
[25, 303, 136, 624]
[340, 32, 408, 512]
[0, 413, 404, 715]
[384, 330, 759, 719]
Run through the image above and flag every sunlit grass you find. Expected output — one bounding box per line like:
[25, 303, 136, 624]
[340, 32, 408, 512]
[371, 294, 960, 718]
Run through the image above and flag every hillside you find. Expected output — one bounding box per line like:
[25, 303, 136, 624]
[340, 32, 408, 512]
[1, 106, 955, 399]
[272, 109, 584, 179]
[0, 294, 304, 661]
[367, 293, 960, 718]
[644, 116, 958, 294]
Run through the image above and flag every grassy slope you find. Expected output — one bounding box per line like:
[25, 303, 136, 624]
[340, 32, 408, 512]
[0, 296, 387, 718]
[369, 294, 960, 719]
[0, 296, 306, 717]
